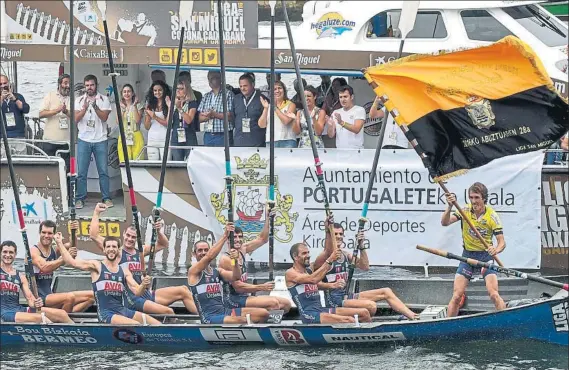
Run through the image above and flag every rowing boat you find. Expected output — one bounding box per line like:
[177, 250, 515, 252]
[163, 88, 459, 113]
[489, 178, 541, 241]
[2, 292, 567, 348]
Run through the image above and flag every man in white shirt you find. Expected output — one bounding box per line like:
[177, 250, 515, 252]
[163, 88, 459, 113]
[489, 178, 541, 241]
[327, 85, 365, 149]
[39, 74, 72, 158]
[74, 75, 112, 209]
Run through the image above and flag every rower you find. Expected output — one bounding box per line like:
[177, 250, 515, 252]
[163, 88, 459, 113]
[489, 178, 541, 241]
[314, 218, 418, 320]
[442, 182, 506, 317]
[30, 220, 95, 312]
[285, 220, 371, 324]
[218, 208, 291, 313]
[1, 240, 73, 324]
[57, 234, 161, 325]
[188, 223, 269, 324]
[90, 203, 196, 315]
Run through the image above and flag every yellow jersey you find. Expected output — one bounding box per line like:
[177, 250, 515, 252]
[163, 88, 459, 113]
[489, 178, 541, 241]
[453, 204, 503, 252]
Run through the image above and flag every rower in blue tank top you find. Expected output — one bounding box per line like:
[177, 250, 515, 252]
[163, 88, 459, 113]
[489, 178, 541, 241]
[119, 249, 155, 311]
[55, 235, 161, 325]
[285, 220, 372, 324]
[30, 220, 95, 313]
[312, 221, 418, 320]
[1, 240, 71, 323]
[222, 250, 249, 307]
[187, 223, 269, 324]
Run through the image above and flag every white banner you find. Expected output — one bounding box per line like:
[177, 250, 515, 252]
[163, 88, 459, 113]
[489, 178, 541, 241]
[188, 148, 544, 269]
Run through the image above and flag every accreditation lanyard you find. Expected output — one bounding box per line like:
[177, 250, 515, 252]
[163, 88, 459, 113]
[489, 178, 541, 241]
[242, 90, 257, 119]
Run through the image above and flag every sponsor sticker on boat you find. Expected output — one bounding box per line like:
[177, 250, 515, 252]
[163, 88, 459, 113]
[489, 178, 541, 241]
[199, 328, 263, 343]
[270, 329, 308, 346]
[4, 326, 98, 344]
[550, 301, 568, 332]
[113, 328, 143, 344]
[322, 332, 406, 343]
[310, 12, 356, 39]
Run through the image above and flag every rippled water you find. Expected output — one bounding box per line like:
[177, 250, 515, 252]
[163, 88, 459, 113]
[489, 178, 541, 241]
[2, 340, 568, 370]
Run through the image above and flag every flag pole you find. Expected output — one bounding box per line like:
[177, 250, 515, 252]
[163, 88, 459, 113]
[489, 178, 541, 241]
[68, 0, 77, 249]
[268, 0, 276, 281]
[217, 0, 236, 266]
[281, 0, 337, 247]
[101, 14, 146, 271]
[0, 114, 40, 307]
[146, 27, 186, 275]
[364, 80, 504, 267]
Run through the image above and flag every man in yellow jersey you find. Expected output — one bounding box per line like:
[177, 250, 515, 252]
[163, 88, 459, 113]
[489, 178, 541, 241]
[441, 182, 506, 317]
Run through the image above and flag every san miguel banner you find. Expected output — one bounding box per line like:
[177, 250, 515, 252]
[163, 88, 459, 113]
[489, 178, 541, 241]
[3, 0, 257, 47]
[363, 36, 569, 180]
[188, 148, 544, 269]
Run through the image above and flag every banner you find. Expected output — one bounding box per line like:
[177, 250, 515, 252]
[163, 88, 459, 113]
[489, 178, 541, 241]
[541, 172, 568, 271]
[3, 0, 258, 47]
[188, 148, 544, 269]
[363, 36, 569, 179]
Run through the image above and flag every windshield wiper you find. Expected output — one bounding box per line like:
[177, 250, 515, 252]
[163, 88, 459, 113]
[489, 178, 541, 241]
[527, 5, 566, 39]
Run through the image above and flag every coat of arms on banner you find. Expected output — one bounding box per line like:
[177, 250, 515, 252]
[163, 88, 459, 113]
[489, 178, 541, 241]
[465, 96, 496, 129]
[209, 153, 299, 243]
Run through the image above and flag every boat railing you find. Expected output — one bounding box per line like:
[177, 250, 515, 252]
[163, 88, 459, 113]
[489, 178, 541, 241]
[1, 138, 50, 158]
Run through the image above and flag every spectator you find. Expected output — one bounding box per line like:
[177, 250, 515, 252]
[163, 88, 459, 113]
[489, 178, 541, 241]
[318, 77, 347, 148]
[179, 71, 202, 106]
[117, 83, 144, 162]
[144, 81, 171, 160]
[293, 85, 324, 148]
[259, 72, 281, 98]
[233, 73, 265, 147]
[291, 78, 307, 111]
[316, 75, 332, 108]
[198, 71, 234, 147]
[1, 74, 29, 138]
[259, 80, 297, 148]
[171, 79, 199, 161]
[151, 69, 167, 84]
[561, 132, 569, 151]
[74, 75, 112, 209]
[327, 85, 365, 149]
[369, 95, 410, 149]
[38, 74, 72, 158]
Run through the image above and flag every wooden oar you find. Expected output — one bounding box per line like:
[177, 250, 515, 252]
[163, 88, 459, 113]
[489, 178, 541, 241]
[68, 0, 77, 249]
[216, 0, 236, 266]
[281, 0, 338, 246]
[267, 0, 277, 281]
[0, 113, 40, 309]
[416, 244, 568, 291]
[146, 27, 186, 275]
[101, 17, 145, 272]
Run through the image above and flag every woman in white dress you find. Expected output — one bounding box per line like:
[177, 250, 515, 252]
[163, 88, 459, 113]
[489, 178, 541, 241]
[258, 81, 297, 148]
[144, 81, 171, 160]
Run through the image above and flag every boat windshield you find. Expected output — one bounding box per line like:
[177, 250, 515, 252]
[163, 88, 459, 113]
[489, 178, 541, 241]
[502, 5, 568, 47]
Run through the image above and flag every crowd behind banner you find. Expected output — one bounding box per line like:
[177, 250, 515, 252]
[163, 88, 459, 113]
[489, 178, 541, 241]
[1, 69, 568, 207]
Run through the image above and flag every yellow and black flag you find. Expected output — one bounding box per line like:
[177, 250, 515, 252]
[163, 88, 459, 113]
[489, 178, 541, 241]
[363, 36, 569, 180]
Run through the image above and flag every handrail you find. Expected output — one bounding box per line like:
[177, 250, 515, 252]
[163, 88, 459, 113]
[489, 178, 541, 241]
[1, 140, 49, 158]
[134, 144, 196, 161]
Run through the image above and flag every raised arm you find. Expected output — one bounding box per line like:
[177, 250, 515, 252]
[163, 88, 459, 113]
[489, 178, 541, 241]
[287, 249, 342, 285]
[313, 214, 335, 271]
[56, 233, 99, 272]
[369, 96, 384, 120]
[143, 219, 169, 255]
[89, 203, 107, 250]
[353, 230, 370, 271]
[188, 224, 231, 282]
[441, 193, 460, 226]
[244, 207, 274, 254]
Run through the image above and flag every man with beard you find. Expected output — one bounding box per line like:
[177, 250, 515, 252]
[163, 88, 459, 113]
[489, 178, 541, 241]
[232, 73, 265, 147]
[39, 73, 73, 158]
[74, 74, 112, 209]
[218, 208, 291, 314]
[285, 236, 371, 324]
[90, 203, 196, 315]
[442, 182, 506, 317]
[313, 218, 418, 320]
[30, 220, 95, 313]
[1, 240, 73, 324]
[57, 234, 160, 325]
[188, 223, 269, 324]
